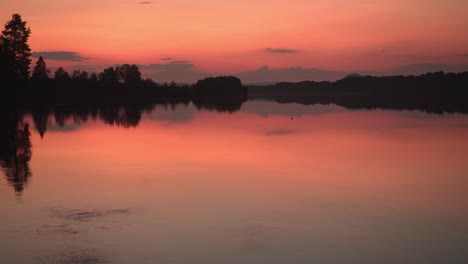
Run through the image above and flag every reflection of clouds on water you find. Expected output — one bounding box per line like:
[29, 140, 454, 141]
[241, 101, 345, 118]
[30, 208, 134, 263]
[38, 247, 108, 264]
[25, 208, 131, 240]
[27, 206, 131, 264]
[58, 249, 107, 264]
[236, 210, 300, 256]
[37, 225, 81, 236]
[143, 104, 196, 124]
[50, 208, 131, 222]
[264, 129, 296, 136]
[237, 224, 275, 255]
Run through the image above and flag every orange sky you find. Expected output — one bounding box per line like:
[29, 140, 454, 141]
[2, 0, 468, 82]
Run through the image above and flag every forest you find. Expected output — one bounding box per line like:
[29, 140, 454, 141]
[0, 14, 248, 109]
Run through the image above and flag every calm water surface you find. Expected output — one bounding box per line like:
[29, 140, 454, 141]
[1, 101, 468, 264]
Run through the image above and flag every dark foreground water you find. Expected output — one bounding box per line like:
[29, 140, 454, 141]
[1, 101, 468, 264]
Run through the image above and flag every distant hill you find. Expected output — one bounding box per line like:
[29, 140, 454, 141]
[247, 71, 468, 114]
[232, 64, 468, 84]
[341, 73, 367, 79]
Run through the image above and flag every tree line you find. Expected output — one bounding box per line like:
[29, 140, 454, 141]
[0, 13, 247, 106]
[0, 14, 148, 84]
[248, 71, 468, 114]
[31, 56, 147, 84]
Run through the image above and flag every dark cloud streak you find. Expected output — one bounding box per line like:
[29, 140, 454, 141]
[265, 48, 299, 53]
[170, 60, 191, 64]
[140, 61, 195, 71]
[392, 54, 422, 58]
[32, 51, 89, 61]
[139, 61, 208, 83]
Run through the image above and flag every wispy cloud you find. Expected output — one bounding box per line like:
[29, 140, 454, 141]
[457, 54, 468, 57]
[160, 58, 173, 61]
[138, 1, 154, 4]
[392, 54, 422, 58]
[32, 51, 89, 61]
[140, 61, 195, 71]
[170, 60, 191, 64]
[265, 48, 299, 53]
[139, 61, 208, 83]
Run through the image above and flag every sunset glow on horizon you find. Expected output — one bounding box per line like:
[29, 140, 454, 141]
[2, 0, 468, 82]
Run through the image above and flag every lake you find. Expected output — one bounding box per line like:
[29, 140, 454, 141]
[1, 101, 468, 264]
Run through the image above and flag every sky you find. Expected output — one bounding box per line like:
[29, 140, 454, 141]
[1, 0, 468, 83]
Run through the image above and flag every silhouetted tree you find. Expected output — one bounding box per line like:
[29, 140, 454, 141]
[0, 38, 16, 81]
[80, 70, 89, 80]
[31, 56, 49, 80]
[116, 64, 141, 84]
[144, 78, 155, 85]
[99, 67, 119, 83]
[90, 72, 98, 82]
[192, 76, 247, 113]
[193, 76, 246, 97]
[72, 70, 80, 79]
[54, 67, 70, 80]
[1, 14, 32, 80]
[72, 70, 89, 80]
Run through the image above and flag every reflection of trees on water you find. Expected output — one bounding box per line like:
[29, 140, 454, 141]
[32, 108, 48, 138]
[193, 98, 245, 113]
[22, 98, 247, 134]
[0, 99, 246, 194]
[0, 112, 32, 194]
[100, 105, 142, 128]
